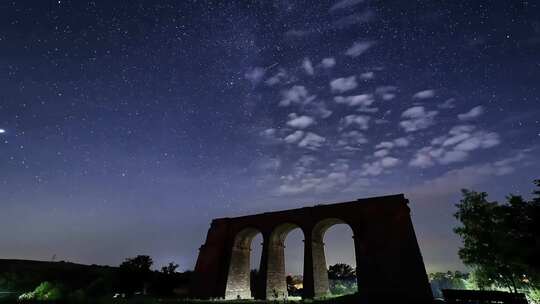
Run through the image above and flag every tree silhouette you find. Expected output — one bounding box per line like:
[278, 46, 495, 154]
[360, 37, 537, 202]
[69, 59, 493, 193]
[118, 255, 153, 295]
[161, 262, 179, 275]
[328, 263, 356, 280]
[454, 181, 540, 292]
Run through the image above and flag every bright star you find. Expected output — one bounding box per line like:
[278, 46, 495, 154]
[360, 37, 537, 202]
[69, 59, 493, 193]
[0, 129, 5, 134]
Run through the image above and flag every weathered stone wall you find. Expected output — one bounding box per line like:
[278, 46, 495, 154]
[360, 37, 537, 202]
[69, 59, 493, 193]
[224, 246, 252, 299]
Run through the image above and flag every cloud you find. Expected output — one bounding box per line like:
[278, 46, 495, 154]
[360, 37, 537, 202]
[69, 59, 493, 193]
[302, 58, 314, 75]
[306, 101, 333, 119]
[279, 85, 316, 106]
[394, 137, 410, 147]
[284, 130, 304, 144]
[407, 153, 532, 200]
[374, 137, 410, 150]
[298, 132, 326, 150]
[284, 29, 311, 38]
[438, 98, 456, 109]
[376, 86, 398, 101]
[265, 68, 293, 86]
[359, 71, 374, 80]
[374, 149, 389, 157]
[330, 0, 364, 12]
[381, 156, 400, 167]
[413, 89, 436, 99]
[261, 128, 276, 137]
[341, 130, 368, 144]
[286, 113, 316, 129]
[458, 105, 484, 121]
[275, 158, 351, 196]
[330, 76, 358, 93]
[245, 67, 265, 84]
[342, 114, 370, 130]
[321, 57, 336, 68]
[361, 156, 400, 176]
[332, 10, 375, 29]
[334, 94, 374, 107]
[345, 41, 375, 57]
[409, 125, 501, 168]
[400, 106, 438, 132]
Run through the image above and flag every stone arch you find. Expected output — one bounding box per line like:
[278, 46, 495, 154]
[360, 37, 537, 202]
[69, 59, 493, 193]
[310, 218, 355, 297]
[266, 222, 304, 299]
[225, 227, 262, 299]
[192, 194, 433, 302]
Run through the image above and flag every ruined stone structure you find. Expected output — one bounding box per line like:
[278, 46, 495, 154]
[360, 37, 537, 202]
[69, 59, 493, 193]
[190, 194, 432, 302]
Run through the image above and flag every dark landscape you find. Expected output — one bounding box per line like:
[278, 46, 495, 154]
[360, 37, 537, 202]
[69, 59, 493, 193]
[1, 0, 539, 303]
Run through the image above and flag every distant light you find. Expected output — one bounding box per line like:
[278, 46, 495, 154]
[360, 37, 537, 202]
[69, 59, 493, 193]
[0, 129, 5, 134]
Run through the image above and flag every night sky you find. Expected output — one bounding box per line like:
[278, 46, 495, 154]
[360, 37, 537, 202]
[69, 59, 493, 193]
[1, 0, 540, 274]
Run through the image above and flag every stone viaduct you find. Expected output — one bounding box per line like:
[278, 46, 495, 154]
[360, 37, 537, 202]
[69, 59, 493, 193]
[190, 194, 433, 302]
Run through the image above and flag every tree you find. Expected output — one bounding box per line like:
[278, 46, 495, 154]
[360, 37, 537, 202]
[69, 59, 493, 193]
[454, 181, 540, 293]
[120, 255, 153, 272]
[118, 255, 153, 295]
[161, 262, 179, 275]
[328, 263, 356, 280]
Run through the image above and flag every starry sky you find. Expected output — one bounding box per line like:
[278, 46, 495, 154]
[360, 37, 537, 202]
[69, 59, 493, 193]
[1, 0, 540, 274]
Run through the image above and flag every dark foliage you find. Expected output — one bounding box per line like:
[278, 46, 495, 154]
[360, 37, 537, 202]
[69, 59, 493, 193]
[454, 180, 540, 292]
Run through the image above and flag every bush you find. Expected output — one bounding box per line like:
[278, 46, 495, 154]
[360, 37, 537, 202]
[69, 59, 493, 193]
[18, 281, 64, 301]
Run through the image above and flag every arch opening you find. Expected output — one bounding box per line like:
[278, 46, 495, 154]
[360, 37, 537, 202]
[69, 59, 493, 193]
[225, 227, 263, 300]
[311, 218, 357, 297]
[266, 223, 303, 300]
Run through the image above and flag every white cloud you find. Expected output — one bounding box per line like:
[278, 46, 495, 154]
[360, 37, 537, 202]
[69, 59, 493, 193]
[279, 85, 316, 106]
[376, 141, 394, 149]
[334, 94, 374, 107]
[332, 10, 375, 29]
[376, 86, 398, 101]
[458, 105, 484, 121]
[345, 41, 375, 57]
[286, 113, 316, 129]
[374, 137, 410, 151]
[374, 149, 389, 157]
[409, 152, 434, 168]
[302, 58, 314, 75]
[265, 68, 293, 86]
[330, 76, 358, 93]
[260, 128, 277, 139]
[284, 29, 311, 38]
[245, 67, 265, 84]
[437, 150, 469, 164]
[394, 137, 410, 147]
[342, 130, 368, 144]
[342, 114, 370, 130]
[412, 89, 436, 99]
[298, 132, 326, 150]
[306, 101, 333, 119]
[284, 130, 304, 143]
[321, 57, 336, 68]
[438, 98, 455, 109]
[275, 159, 351, 196]
[409, 125, 501, 168]
[381, 157, 400, 168]
[330, 0, 364, 12]
[359, 71, 374, 80]
[361, 156, 400, 176]
[400, 106, 438, 132]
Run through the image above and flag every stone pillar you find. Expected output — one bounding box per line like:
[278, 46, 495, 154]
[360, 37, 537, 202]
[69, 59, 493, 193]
[302, 235, 315, 299]
[255, 234, 269, 300]
[312, 240, 329, 297]
[353, 230, 375, 297]
[224, 245, 252, 300]
[265, 240, 287, 299]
